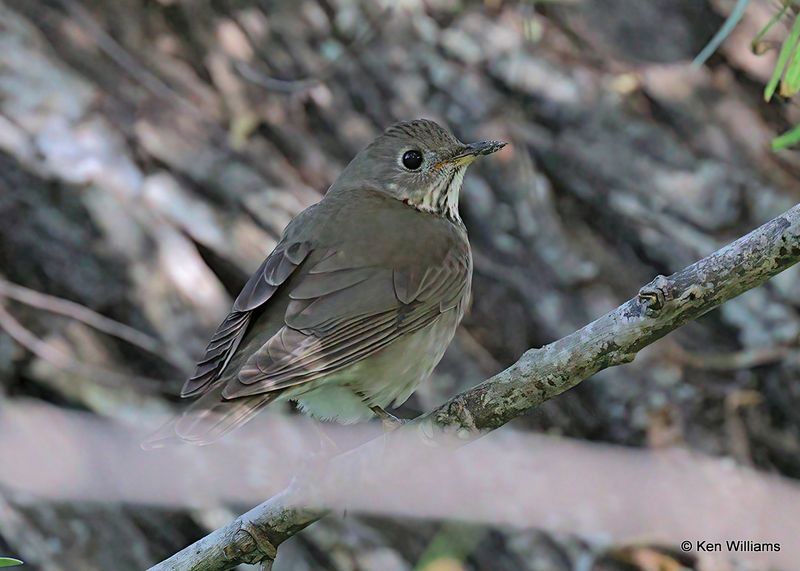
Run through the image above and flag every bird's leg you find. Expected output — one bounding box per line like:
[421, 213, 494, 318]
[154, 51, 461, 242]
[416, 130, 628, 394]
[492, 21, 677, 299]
[370, 405, 406, 431]
[310, 420, 341, 458]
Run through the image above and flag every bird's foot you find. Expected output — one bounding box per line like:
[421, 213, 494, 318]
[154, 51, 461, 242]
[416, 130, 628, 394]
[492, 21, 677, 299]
[311, 421, 341, 458]
[370, 406, 407, 431]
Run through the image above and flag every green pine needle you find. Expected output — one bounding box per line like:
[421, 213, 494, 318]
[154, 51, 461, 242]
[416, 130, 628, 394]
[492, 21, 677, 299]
[765, 14, 800, 101]
[781, 41, 800, 96]
[771, 123, 800, 150]
[692, 0, 752, 67]
[752, 2, 791, 51]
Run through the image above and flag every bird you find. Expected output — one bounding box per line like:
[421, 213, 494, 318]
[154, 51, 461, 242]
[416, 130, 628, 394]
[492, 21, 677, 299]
[143, 119, 505, 448]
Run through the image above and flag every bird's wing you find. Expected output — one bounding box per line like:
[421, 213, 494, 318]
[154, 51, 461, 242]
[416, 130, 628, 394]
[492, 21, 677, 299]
[222, 244, 471, 399]
[180, 240, 312, 397]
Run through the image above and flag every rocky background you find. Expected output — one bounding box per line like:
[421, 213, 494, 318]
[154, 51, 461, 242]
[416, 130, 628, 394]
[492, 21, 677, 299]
[1, 0, 799, 569]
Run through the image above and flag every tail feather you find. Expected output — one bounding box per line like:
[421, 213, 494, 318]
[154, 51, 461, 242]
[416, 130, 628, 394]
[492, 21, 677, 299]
[141, 385, 279, 449]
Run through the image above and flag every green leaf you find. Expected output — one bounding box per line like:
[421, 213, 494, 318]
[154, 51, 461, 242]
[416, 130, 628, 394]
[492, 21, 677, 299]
[751, 2, 791, 53]
[0, 558, 23, 568]
[771, 123, 800, 150]
[692, 0, 752, 67]
[781, 41, 800, 96]
[765, 14, 800, 101]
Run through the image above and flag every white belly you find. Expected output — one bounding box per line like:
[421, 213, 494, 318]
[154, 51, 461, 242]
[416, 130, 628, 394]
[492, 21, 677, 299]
[285, 311, 459, 423]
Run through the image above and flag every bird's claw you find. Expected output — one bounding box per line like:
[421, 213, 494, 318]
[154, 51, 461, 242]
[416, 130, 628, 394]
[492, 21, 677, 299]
[370, 406, 407, 431]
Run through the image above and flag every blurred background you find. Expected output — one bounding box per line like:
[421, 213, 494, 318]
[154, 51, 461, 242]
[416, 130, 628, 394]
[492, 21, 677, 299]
[1, 0, 800, 569]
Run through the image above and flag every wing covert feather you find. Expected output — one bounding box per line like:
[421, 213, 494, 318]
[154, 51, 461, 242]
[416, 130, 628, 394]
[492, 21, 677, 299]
[180, 240, 311, 397]
[223, 243, 471, 399]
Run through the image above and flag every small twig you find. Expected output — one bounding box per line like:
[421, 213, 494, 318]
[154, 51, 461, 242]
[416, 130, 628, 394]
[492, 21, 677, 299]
[235, 4, 391, 93]
[58, 0, 183, 102]
[668, 343, 792, 371]
[0, 276, 192, 371]
[55, 0, 214, 125]
[0, 303, 164, 393]
[233, 62, 322, 94]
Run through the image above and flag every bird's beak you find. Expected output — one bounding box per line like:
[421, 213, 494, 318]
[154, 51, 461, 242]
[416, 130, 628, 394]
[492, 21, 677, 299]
[443, 140, 507, 167]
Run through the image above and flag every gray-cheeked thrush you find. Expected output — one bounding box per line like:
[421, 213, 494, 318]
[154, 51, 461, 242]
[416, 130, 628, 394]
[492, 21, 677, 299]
[144, 119, 505, 447]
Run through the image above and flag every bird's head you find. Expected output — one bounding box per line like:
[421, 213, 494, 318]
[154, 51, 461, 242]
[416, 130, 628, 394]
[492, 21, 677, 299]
[331, 119, 506, 221]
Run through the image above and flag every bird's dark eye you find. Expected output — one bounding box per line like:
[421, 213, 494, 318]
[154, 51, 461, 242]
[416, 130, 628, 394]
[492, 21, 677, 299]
[402, 150, 423, 170]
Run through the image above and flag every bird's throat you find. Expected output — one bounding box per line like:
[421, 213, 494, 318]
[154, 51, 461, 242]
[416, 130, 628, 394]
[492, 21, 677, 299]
[406, 166, 466, 222]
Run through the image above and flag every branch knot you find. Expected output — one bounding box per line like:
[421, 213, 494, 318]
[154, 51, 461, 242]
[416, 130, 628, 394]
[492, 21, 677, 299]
[638, 275, 673, 316]
[225, 521, 278, 565]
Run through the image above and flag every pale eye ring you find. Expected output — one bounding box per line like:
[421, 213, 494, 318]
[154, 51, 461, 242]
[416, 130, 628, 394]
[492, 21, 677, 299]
[401, 149, 423, 170]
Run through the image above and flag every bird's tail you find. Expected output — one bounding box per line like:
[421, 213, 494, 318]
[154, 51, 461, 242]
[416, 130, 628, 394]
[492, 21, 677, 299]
[141, 385, 279, 449]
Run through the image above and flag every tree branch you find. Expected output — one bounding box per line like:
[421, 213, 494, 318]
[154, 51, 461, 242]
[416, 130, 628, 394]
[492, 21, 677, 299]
[150, 202, 800, 571]
[0, 276, 193, 371]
